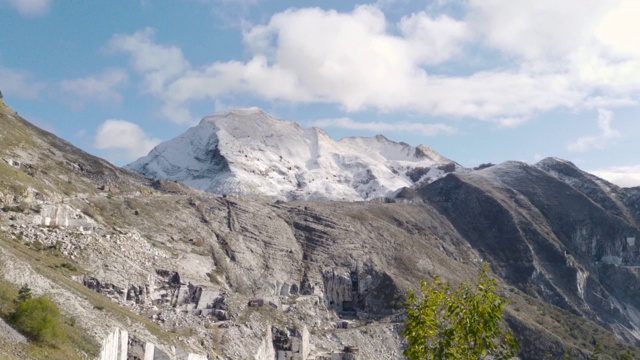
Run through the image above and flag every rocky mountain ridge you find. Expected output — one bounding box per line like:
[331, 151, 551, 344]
[1, 99, 640, 359]
[126, 108, 462, 201]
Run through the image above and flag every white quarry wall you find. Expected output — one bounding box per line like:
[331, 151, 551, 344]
[255, 326, 276, 360]
[32, 203, 95, 228]
[301, 326, 310, 360]
[144, 343, 155, 360]
[100, 328, 128, 360]
[100, 327, 207, 360]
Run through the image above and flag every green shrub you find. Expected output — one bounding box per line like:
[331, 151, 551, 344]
[403, 262, 519, 360]
[10, 295, 67, 346]
[31, 240, 44, 250]
[60, 262, 78, 272]
[2, 204, 25, 213]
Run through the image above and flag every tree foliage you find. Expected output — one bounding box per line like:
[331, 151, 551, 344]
[17, 284, 32, 302]
[403, 262, 519, 360]
[10, 290, 66, 346]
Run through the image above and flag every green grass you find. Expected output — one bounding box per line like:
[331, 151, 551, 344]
[0, 278, 99, 360]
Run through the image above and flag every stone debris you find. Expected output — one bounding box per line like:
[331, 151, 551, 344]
[0, 186, 419, 359]
[0, 317, 27, 345]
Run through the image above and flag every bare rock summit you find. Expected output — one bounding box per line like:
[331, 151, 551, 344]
[126, 108, 462, 201]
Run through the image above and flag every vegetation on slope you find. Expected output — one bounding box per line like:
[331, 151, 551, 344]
[0, 279, 99, 359]
[403, 263, 519, 360]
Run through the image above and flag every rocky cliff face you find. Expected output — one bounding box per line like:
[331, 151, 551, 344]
[1, 102, 640, 359]
[126, 108, 462, 201]
[421, 160, 640, 346]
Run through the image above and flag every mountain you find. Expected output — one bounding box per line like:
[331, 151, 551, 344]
[0, 98, 144, 200]
[421, 160, 640, 350]
[126, 108, 462, 201]
[1, 99, 640, 360]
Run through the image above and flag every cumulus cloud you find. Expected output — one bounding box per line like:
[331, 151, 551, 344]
[112, 7, 567, 123]
[60, 69, 128, 109]
[311, 117, 456, 136]
[567, 109, 621, 152]
[5, 0, 52, 16]
[468, 0, 612, 59]
[109, 28, 194, 123]
[595, 0, 640, 58]
[591, 165, 640, 188]
[109, 2, 640, 127]
[94, 119, 161, 162]
[0, 67, 46, 99]
[399, 12, 469, 65]
[109, 28, 190, 95]
[468, 0, 640, 95]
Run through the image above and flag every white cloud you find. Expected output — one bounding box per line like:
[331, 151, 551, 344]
[595, 0, 640, 58]
[111, 8, 571, 123]
[0, 67, 46, 99]
[467, 0, 640, 94]
[311, 117, 456, 136]
[110, 3, 640, 128]
[591, 165, 640, 188]
[239, 6, 472, 111]
[60, 69, 128, 109]
[109, 28, 194, 123]
[399, 12, 469, 65]
[467, 0, 613, 59]
[110, 28, 190, 95]
[5, 0, 52, 16]
[567, 109, 621, 152]
[492, 117, 529, 128]
[94, 119, 161, 162]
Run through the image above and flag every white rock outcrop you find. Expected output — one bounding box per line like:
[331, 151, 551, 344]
[127, 108, 461, 201]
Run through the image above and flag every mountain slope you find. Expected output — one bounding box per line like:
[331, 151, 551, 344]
[420, 160, 640, 345]
[126, 108, 462, 201]
[1, 100, 640, 359]
[0, 98, 146, 202]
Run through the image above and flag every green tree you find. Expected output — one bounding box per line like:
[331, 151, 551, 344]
[403, 262, 519, 360]
[16, 284, 32, 302]
[10, 295, 66, 346]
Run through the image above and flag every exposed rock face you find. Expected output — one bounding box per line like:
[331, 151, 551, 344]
[271, 326, 310, 360]
[126, 109, 463, 201]
[100, 328, 128, 360]
[0, 318, 27, 346]
[99, 328, 206, 360]
[31, 203, 95, 228]
[420, 160, 640, 346]
[255, 327, 276, 360]
[3, 103, 640, 359]
[77, 270, 228, 319]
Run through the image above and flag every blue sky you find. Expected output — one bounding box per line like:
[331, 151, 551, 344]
[1, 0, 640, 186]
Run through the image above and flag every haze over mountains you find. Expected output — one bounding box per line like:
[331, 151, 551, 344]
[2, 99, 640, 360]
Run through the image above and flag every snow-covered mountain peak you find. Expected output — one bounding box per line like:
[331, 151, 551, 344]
[127, 110, 463, 201]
